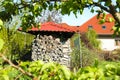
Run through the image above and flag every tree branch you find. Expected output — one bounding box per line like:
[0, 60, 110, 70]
[108, 4, 120, 25]
[93, 2, 110, 13]
[16, 0, 62, 10]
[93, 1, 120, 25]
[15, 73, 23, 80]
[0, 54, 33, 78]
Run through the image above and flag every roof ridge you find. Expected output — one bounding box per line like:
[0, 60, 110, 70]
[48, 22, 75, 32]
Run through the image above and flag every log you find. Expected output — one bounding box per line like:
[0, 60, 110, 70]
[31, 34, 71, 67]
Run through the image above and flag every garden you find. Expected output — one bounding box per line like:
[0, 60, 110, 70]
[1, 0, 120, 80]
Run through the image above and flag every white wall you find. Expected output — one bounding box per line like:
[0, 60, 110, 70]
[98, 38, 120, 51]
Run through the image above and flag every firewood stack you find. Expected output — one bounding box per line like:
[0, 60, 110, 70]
[31, 34, 70, 67]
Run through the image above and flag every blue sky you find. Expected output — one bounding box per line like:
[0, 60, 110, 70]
[62, 0, 116, 26]
[62, 8, 97, 26]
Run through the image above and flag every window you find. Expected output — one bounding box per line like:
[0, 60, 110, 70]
[102, 25, 106, 30]
[88, 25, 93, 29]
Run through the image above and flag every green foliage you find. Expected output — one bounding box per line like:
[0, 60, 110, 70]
[10, 31, 34, 60]
[0, 24, 34, 60]
[76, 61, 120, 80]
[59, 0, 120, 35]
[0, 19, 4, 49]
[0, 0, 120, 33]
[0, 39, 4, 51]
[76, 67, 104, 80]
[70, 33, 100, 70]
[0, 60, 120, 80]
[112, 23, 120, 36]
[99, 19, 106, 24]
[86, 29, 101, 49]
[0, 0, 54, 30]
[0, 66, 20, 80]
[0, 23, 8, 53]
[0, 19, 3, 27]
[71, 45, 99, 70]
[0, 0, 120, 32]
[0, 60, 72, 80]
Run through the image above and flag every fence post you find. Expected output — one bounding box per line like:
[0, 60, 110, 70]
[78, 32, 82, 68]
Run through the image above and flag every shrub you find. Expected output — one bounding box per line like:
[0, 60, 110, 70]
[0, 25, 35, 61]
[86, 29, 101, 49]
[0, 60, 72, 80]
[70, 32, 101, 70]
[99, 50, 120, 61]
[11, 31, 34, 61]
[0, 59, 120, 80]
[70, 46, 99, 70]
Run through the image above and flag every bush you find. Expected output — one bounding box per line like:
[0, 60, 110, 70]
[0, 26, 35, 61]
[0, 60, 72, 80]
[80, 29, 101, 50]
[70, 33, 101, 70]
[86, 29, 101, 49]
[70, 46, 99, 70]
[99, 50, 120, 61]
[11, 31, 34, 61]
[0, 60, 120, 80]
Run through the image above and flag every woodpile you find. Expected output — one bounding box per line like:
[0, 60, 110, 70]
[31, 34, 71, 67]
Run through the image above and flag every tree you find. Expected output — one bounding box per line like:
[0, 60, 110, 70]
[59, 0, 120, 34]
[1, 0, 120, 33]
[36, 9, 62, 23]
[86, 29, 101, 49]
[0, 0, 53, 30]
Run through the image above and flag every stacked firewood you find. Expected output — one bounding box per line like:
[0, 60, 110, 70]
[31, 34, 70, 67]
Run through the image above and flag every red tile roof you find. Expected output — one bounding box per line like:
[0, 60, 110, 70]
[28, 22, 78, 33]
[78, 14, 115, 35]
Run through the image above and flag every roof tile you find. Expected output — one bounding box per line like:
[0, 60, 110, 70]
[78, 14, 114, 35]
[29, 22, 78, 32]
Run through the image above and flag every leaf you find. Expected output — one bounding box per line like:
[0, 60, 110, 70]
[0, 19, 3, 27]
[0, 38, 4, 51]
[102, 13, 106, 19]
[117, 0, 120, 3]
[99, 19, 105, 24]
[59, 65, 71, 80]
[40, 62, 55, 72]
[20, 61, 30, 67]
[109, 17, 114, 22]
[105, 0, 111, 6]
[88, 0, 93, 4]
[112, 26, 117, 31]
[41, 74, 48, 80]
[91, 8, 94, 13]
[93, 59, 99, 68]
[34, 3, 39, 11]
[80, 9, 83, 14]
[78, 72, 94, 79]
[105, 64, 117, 76]
[3, 75, 9, 80]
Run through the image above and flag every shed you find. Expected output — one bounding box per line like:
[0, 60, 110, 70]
[27, 22, 78, 67]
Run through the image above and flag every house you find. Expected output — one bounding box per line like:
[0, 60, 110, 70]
[79, 14, 120, 51]
[26, 22, 78, 67]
